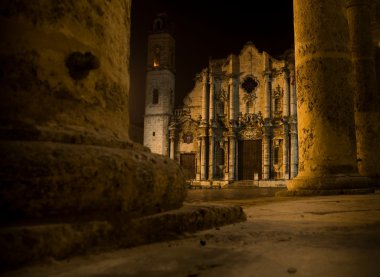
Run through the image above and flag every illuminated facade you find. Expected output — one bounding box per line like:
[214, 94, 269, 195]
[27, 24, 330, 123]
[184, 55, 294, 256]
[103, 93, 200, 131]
[144, 14, 298, 186]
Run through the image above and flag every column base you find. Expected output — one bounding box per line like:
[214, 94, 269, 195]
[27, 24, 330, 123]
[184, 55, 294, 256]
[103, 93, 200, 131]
[0, 140, 187, 223]
[277, 174, 375, 196]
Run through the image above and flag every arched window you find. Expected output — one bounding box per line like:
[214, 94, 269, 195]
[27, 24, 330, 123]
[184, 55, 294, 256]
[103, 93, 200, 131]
[153, 89, 159, 104]
[153, 19, 163, 31]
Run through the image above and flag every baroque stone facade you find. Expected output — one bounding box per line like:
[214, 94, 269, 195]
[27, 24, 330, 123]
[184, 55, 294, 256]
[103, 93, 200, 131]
[144, 15, 298, 185]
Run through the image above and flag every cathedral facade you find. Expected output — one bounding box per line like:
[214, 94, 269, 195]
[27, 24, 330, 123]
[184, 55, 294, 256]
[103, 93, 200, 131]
[144, 14, 298, 186]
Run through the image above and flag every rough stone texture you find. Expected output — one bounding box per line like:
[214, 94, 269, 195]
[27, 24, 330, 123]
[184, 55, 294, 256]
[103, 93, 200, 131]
[346, 0, 380, 180]
[4, 193, 380, 277]
[0, 203, 246, 271]
[287, 0, 372, 191]
[0, 142, 186, 221]
[0, 0, 186, 223]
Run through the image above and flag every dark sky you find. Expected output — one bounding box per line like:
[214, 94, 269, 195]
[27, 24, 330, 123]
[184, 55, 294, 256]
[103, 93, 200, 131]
[129, 0, 294, 126]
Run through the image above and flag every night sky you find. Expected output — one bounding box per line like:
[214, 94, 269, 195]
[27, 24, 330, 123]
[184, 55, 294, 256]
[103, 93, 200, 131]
[129, 0, 294, 127]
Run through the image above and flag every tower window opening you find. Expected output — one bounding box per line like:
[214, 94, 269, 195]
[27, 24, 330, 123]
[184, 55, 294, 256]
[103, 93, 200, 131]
[153, 132, 155, 136]
[153, 47, 160, 68]
[153, 89, 159, 104]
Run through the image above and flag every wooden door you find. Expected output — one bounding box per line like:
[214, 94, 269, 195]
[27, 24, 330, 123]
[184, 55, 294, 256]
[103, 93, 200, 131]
[180, 153, 196, 179]
[238, 140, 262, 180]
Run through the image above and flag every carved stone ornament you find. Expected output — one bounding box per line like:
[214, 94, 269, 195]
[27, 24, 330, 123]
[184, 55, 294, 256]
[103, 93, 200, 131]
[217, 88, 229, 102]
[238, 112, 264, 140]
[239, 127, 263, 140]
[182, 132, 193, 144]
[273, 84, 283, 98]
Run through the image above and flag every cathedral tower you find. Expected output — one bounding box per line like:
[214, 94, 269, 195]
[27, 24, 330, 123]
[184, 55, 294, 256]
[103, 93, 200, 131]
[143, 13, 175, 155]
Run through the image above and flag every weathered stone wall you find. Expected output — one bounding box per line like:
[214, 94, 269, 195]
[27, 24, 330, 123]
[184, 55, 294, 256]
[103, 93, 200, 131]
[0, 0, 186, 223]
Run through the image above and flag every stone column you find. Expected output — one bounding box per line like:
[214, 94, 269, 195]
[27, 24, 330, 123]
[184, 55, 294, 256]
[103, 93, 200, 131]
[264, 72, 272, 119]
[169, 135, 175, 160]
[209, 75, 215, 122]
[290, 70, 297, 119]
[229, 78, 236, 122]
[283, 123, 290, 179]
[347, 0, 380, 179]
[208, 76, 215, 180]
[209, 130, 215, 180]
[289, 70, 298, 178]
[223, 140, 229, 181]
[287, 0, 371, 193]
[200, 135, 207, 180]
[289, 122, 299, 179]
[202, 70, 209, 124]
[196, 138, 201, 181]
[283, 69, 290, 117]
[0, 0, 186, 222]
[228, 135, 236, 181]
[262, 125, 271, 180]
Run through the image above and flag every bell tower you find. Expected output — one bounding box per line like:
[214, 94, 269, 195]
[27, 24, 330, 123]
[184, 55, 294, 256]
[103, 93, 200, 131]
[143, 13, 175, 156]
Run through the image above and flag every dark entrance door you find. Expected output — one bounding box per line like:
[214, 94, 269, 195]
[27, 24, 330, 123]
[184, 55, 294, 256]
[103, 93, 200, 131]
[180, 153, 196, 179]
[238, 140, 262, 180]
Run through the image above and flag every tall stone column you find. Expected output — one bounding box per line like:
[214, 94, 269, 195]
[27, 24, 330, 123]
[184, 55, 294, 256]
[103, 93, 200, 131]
[287, 0, 371, 193]
[0, 0, 186, 222]
[283, 123, 290, 179]
[200, 135, 207, 180]
[290, 123, 299, 179]
[346, 0, 380, 180]
[264, 72, 272, 119]
[229, 77, 236, 122]
[209, 130, 215, 180]
[196, 138, 201, 181]
[202, 70, 209, 124]
[262, 125, 271, 180]
[169, 136, 175, 160]
[223, 140, 229, 181]
[283, 69, 290, 117]
[209, 75, 215, 121]
[228, 135, 236, 181]
[289, 70, 298, 178]
[208, 76, 215, 180]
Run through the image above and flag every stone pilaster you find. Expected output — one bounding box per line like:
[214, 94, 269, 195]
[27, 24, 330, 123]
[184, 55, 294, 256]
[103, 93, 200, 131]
[290, 70, 297, 119]
[209, 75, 215, 121]
[287, 0, 371, 193]
[262, 123, 272, 180]
[229, 77, 237, 122]
[283, 123, 290, 180]
[347, 0, 380, 180]
[201, 70, 209, 124]
[289, 70, 298, 178]
[200, 135, 207, 180]
[283, 69, 290, 117]
[224, 139, 229, 181]
[209, 129, 215, 180]
[228, 134, 236, 181]
[290, 119, 299, 179]
[264, 72, 272, 119]
[196, 137, 201, 181]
